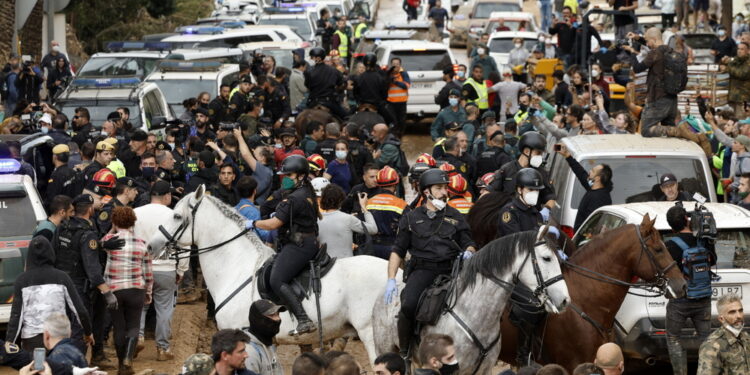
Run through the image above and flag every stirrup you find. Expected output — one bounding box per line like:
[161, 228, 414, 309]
[289, 320, 317, 336]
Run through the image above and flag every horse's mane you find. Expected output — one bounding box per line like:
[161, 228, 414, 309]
[460, 230, 539, 292]
[201, 194, 273, 255]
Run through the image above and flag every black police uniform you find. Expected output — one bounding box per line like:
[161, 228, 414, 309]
[209, 183, 239, 206]
[229, 90, 251, 121]
[393, 205, 475, 351]
[268, 185, 319, 324]
[96, 197, 125, 235]
[490, 161, 556, 204]
[81, 161, 106, 186]
[314, 138, 337, 163]
[208, 96, 233, 126]
[443, 153, 476, 191]
[118, 148, 142, 178]
[46, 164, 77, 202]
[72, 123, 95, 148]
[496, 196, 542, 239]
[346, 139, 373, 185]
[264, 87, 291, 124]
[54, 216, 108, 357]
[352, 70, 397, 125]
[304, 63, 347, 119]
[476, 145, 513, 178]
[0, 341, 31, 369]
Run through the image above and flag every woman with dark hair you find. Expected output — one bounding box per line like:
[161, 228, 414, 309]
[46, 57, 71, 99]
[102, 206, 153, 375]
[318, 183, 377, 259]
[324, 140, 355, 193]
[179, 97, 198, 125]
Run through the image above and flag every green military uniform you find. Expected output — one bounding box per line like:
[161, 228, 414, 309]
[726, 55, 750, 105]
[697, 326, 750, 375]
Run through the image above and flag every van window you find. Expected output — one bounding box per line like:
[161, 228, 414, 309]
[0, 192, 35, 237]
[662, 229, 750, 269]
[473, 2, 521, 18]
[569, 157, 711, 208]
[389, 50, 452, 72]
[222, 72, 239, 87]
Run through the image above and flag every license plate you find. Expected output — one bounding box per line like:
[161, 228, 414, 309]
[412, 83, 433, 90]
[712, 285, 743, 300]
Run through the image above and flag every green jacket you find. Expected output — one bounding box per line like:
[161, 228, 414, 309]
[430, 106, 467, 140]
[697, 326, 750, 375]
[726, 55, 750, 103]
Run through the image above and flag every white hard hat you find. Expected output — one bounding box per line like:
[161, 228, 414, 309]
[311, 177, 330, 197]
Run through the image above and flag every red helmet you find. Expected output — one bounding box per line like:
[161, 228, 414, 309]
[307, 154, 327, 172]
[439, 162, 458, 177]
[415, 153, 437, 167]
[376, 166, 400, 186]
[477, 172, 495, 188]
[88, 168, 116, 195]
[448, 174, 468, 196]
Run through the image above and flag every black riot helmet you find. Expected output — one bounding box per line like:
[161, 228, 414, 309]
[278, 155, 309, 175]
[408, 162, 431, 184]
[515, 168, 545, 190]
[363, 53, 378, 68]
[309, 47, 326, 59]
[518, 131, 547, 154]
[419, 169, 449, 191]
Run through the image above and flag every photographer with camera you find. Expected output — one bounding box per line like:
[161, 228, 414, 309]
[16, 59, 42, 105]
[664, 202, 717, 375]
[621, 29, 712, 157]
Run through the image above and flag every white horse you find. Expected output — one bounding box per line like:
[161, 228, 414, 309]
[372, 227, 570, 375]
[145, 186, 397, 362]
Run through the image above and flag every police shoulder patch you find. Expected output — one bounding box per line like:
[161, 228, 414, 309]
[99, 211, 109, 221]
[4, 342, 19, 353]
[89, 240, 98, 250]
[502, 211, 512, 223]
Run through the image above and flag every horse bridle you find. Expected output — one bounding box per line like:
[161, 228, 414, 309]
[157, 197, 252, 259]
[563, 224, 678, 296]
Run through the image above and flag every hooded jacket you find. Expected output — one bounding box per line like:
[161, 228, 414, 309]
[6, 237, 92, 343]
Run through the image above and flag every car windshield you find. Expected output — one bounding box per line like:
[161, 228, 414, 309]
[389, 50, 452, 71]
[486, 20, 535, 32]
[474, 3, 521, 18]
[259, 18, 311, 37]
[264, 50, 295, 69]
[148, 79, 216, 106]
[488, 38, 536, 53]
[59, 101, 140, 128]
[0, 192, 35, 237]
[77, 56, 160, 78]
[662, 230, 750, 269]
[570, 157, 711, 208]
[683, 34, 717, 49]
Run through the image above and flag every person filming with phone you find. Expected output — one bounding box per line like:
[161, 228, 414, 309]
[555, 144, 612, 231]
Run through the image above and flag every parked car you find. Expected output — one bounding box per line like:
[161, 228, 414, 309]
[573, 201, 750, 367]
[450, 0, 522, 47]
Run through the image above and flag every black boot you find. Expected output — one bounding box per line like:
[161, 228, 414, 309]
[397, 313, 413, 358]
[279, 283, 317, 335]
[118, 337, 138, 375]
[516, 324, 533, 367]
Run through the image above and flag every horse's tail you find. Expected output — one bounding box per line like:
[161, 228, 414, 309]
[467, 191, 512, 248]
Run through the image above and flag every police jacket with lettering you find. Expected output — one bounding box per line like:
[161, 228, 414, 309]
[392, 205, 475, 262]
[53, 217, 106, 287]
[497, 197, 542, 239]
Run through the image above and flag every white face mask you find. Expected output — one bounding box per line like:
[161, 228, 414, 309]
[724, 322, 745, 337]
[514, 43, 523, 49]
[538, 36, 545, 42]
[591, 69, 600, 78]
[335, 150, 347, 160]
[523, 190, 539, 206]
[477, 48, 486, 55]
[168, 143, 175, 150]
[101, 130, 108, 137]
[530, 154, 543, 168]
[428, 192, 447, 210]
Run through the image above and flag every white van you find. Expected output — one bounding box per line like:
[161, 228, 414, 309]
[163, 25, 302, 49]
[547, 134, 717, 238]
[373, 40, 457, 117]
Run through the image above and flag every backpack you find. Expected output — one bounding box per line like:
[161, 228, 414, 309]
[662, 47, 688, 95]
[670, 237, 712, 299]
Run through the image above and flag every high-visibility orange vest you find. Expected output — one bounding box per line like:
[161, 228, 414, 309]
[447, 197, 473, 215]
[387, 70, 409, 103]
[366, 193, 407, 214]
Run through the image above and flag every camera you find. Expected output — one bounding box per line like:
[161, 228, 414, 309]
[219, 122, 239, 131]
[677, 193, 717, 241]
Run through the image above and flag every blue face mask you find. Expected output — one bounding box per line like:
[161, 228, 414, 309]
[40, 127, 49, 134]
[335, 150, 347, 160]
[142, 167, 155, 178]
[457, 71, 465, 78]
[449, 97, 459, 107]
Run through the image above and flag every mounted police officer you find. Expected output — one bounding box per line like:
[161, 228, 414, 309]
[384, 169, 476, 358]
[351, 53, 395, 125]
[54, 194, 123, 367]
[247, 155, 320, 335]
[490, 132, 556, 218]
[304, 47, 347, 120]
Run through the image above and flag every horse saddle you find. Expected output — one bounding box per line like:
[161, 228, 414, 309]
[415, 275, 453, 326]
[255, 244, 337, 304]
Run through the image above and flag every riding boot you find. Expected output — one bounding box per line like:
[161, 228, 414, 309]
[666, 336, 687, 375]
[515, 324, 534, 367]
[278, 283, 317, 335]
[397, 313, 414, 358]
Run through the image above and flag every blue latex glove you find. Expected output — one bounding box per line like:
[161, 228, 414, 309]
[462, 250, 474, 260]
[557, 249, 569, 261]
[600, 47, 608, 54]
[548, 225, 560, 239]
[533, 109, 546, 118]
[384, 278, 398, 305]
[245, 220, 255, 230]
[540, 207, 550, 222]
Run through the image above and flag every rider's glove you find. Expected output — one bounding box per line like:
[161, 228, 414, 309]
[557, 249, 569, 261]
[384, 278, 398, 305]
[462, 250, 474, 260]
[540, 207, 550, 223]
[245, 220, 255, 230]
[548, 225, 560, 240]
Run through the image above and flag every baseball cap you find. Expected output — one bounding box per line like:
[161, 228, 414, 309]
[278, 127, 297, 137]
[103, 137, 118, 146]
[107, 111, 122, 121]
[195, 107, 209, 117]
[448, 88, 461, 97]
[156, 140, 172, 151]
[131, 130, 148, 142]
[660, 173, 678, 187]
[594, 343, 623, 369]
[737, 135, 750, 151]
[481, 111, 497, 120]
[39, 113, 52, 125]
[151, 180, 171, 196]
[250, 299, 286, 316]
[240, 74, 254, 84]
[182, 353, 214, 375]
[72, 194, 94, 207]
[116, 176, 135, 188]
[445, 121, 462, 131]
[52, 144, 70, 155]
[96, 141, 115, 151]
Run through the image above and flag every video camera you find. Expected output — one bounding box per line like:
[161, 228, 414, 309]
[676, 193, 717, 241]
[219, 122, 239, 131]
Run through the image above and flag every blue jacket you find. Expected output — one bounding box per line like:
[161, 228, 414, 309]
[236, 198, 272, 242]
[48, 338, 87, 375]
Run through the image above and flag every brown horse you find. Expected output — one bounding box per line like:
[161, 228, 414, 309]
[467, 191, 513, 248]
[497, 214, 687, 372]
[293, 108, 339, 136]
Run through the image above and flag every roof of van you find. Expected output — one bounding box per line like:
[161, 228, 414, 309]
[376, 40, 450, 50]
[238, 41, 305, 50]
[561, 134, 706, 157]
[593, 202, 750, 230]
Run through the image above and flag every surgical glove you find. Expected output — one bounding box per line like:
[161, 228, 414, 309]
[384, 278, 398, 305]
[548, 225, 560, 239]
[103, 291, 118, 310]
[245, 220, 255, 229]
[102, 236, 125, 250]
[462, 250, 474, 260]
[557, 249, 569, 261]
[540, 207, 550, 222]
